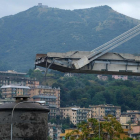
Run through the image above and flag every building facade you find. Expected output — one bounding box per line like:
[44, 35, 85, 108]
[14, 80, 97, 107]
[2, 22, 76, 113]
[89, 104, 121, 119]
[60, 107, 92, 125]
[120, 116, 131, 124]
[112, 75, 128, 80]
[97, 75, 108, 81]
[48, 123, 62, 140]
[0, 70, 39, 87]
[121, 110, 140, 124]
[1, 85, 30, 98]
[30, 86, 60, 108]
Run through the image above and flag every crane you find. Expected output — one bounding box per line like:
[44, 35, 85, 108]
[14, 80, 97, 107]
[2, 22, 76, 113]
[35, 24, 140, 76]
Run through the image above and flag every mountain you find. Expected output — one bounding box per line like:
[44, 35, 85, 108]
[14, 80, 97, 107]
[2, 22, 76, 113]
[0, 5, 140, 71]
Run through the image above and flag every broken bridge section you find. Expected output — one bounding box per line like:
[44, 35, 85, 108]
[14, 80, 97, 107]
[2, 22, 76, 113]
[35, 24, 140, 76]
[35, 51, 140, 76]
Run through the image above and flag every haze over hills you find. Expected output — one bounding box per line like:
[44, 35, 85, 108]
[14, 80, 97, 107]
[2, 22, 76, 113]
[0, 5, 140, 72]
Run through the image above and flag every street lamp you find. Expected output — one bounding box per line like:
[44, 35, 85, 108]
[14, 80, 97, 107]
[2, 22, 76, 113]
[98, 108, 100, 140]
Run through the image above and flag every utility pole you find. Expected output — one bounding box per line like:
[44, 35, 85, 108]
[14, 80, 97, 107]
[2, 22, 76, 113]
[99, 107, 100, 140]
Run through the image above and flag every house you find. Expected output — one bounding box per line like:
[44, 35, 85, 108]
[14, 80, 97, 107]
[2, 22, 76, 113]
[112, 75, 128, 80]
[97, 75, 108, 81]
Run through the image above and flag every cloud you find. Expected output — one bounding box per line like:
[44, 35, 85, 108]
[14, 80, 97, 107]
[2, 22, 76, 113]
[0, 0, 140, 19]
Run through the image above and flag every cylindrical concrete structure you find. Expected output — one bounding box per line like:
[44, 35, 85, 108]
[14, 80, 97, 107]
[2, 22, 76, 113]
[0, 95, 49, 140]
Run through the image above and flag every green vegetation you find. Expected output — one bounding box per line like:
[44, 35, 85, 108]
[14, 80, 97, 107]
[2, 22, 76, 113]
[49, 116, 75, 133]
[28, 69, 140, 112]
[0, 5, 140, 71]
[65, 116, 124, 140]
[52, 73, 140, 112]
[27, 69, 44, 83]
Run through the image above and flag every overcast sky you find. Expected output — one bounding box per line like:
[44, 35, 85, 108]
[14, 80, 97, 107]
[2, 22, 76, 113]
[0, 0, 140, 19]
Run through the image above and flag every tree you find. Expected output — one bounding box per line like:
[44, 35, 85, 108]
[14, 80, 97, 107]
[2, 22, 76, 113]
[66, 121, 92, 140]
[102, 115, 123, 140]
[27, 69, 44, 83]
[65, 116, 123, 140]
[65, 118, 101, 140]
[48, 136, 52, 140]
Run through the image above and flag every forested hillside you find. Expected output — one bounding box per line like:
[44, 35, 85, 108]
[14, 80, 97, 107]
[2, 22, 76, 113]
[28, 69, 140, 112]
[53, 74, 140, 112]
[0, 5, 140, 71]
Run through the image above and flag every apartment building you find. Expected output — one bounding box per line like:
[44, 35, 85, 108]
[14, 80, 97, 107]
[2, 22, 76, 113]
[76, 108, 92, 124]
[112, 75, 128, 80]
[120, 116, 131, 124]
[89, 104, 121, 119]
[64, 73, 74, 77]
[60, 107, 92, 125]
[30, 86, 60, 119]
[1, 85, 30, 98]
[0, 70, 39, 87]
[121, 110, 140, 124]
[48, 123, 62, 140]
[129, 125, 140, 139]
[97, 75, 108, 81]
[48, 106, 60, 119]
[33, 95, 57, 106]
[60, 107, 77, 125]
[30, 86, 60, 108]
[26, 80, 39, 88]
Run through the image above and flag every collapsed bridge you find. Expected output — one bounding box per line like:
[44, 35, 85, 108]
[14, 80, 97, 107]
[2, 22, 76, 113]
[35, 24, 140, 76]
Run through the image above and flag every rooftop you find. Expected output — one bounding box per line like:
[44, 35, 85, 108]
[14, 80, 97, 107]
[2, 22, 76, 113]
[0, 70, 26, 75]
[36, 85, 60, 90]
[32, 95, 57, 99]
[1, 85, 30, 89]
[89, 104, 121, 108]
[121, 112, 140, 115]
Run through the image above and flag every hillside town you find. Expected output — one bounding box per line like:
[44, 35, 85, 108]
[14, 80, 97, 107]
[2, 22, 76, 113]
[1, 0, 140, 139]
[0, 70, 140, 140]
